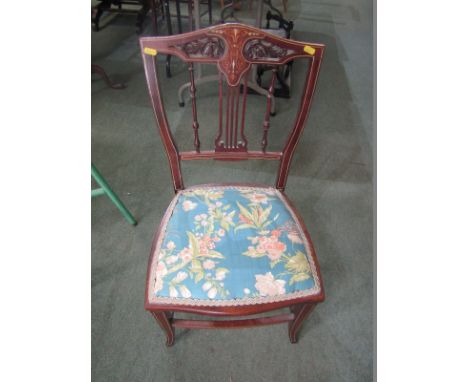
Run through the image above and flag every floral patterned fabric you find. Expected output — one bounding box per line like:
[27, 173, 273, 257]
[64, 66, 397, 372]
[148, 185, 321, 306]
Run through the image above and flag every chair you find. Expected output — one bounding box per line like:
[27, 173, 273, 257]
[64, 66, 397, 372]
[162, 0, 214, 78]
[256, 7, 295, 99]
[92, 0, 161, 34]
[140, 23, 324, 346]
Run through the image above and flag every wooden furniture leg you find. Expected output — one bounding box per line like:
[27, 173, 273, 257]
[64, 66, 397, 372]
[136, 0, 151, 34]
[207, 0, 213, 24]
[148, 305, 318, 345]
[149, 0, 159, 34]
[289, 303, 316, 343]
[92, 0, 112, 31]
[151, 311, 175, 346]
[164, 0, 173, 77]
[91, 64, 126, 90]
[91, 163, 137, 225]
[188, 0, 193, 31]
[93, 0, 159, 33]
[175, 0, 183, 33]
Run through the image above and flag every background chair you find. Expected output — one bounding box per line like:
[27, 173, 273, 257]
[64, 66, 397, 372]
[140, 23, 324, 346]
[92, 0, 161, 34]
[163, 0, 214, 78]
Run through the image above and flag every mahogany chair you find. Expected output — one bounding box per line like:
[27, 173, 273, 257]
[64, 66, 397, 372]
[140, 23, 325, 346]
[92, 0, 160, 34]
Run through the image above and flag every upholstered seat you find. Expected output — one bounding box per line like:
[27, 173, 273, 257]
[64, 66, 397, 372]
[147, 185, 321, 306]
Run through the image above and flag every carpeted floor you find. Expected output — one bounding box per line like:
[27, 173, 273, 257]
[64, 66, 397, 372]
[92, 0, 373, 381]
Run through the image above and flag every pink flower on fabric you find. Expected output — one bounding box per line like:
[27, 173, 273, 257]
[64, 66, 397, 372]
[179, 285, 192, 298]
[202, 281, 212, 291]
[182, 200, 197, 211]
[263, 238, 286, 261]
[254, 272, 286, 296]
[287, 232, 303, 244]
[169, 286, 178, 298]
[217, 229, 225, 237]
[174, 271, 188, 282]
[179, 247, 193, 262]
[165, 255, 178, 265]
[251, 235, 286, 261]
[271, 229, 281, 237]
[197, 235, 216, 256]
[215, 269, 227, 280]
[154, 262, 168, 294]
[156, 261, 167, 277]
[154, 277, 163, 293]
[247, 193, 269, 204]
[166, 241, 176, 250]
[207, 287, 218, 299]
[256, 237, 268, 254]
[203, 260, 216, 270]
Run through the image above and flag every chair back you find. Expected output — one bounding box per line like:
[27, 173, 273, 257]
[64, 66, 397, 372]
[140, 23, 324, 192]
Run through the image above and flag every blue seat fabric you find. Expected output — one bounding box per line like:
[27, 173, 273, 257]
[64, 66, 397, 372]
[148, 186, 320, 305]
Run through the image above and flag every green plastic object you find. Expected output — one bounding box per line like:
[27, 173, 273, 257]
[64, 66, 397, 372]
[91, 163, 137, 226]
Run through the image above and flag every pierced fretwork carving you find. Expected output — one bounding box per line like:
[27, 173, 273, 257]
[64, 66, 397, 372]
[243, 39, 289, 61]
[176, 37, 225, 59]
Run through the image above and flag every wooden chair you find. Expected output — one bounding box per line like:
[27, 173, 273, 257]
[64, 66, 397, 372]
[92, 0, 161, 34]
[162, 0, 214, 78]
[140, 23, 325, 346]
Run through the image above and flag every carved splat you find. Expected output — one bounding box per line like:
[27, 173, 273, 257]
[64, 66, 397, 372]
[209, 27, 261, 87]
[215, 73, 249, 153]
[175, 37, 225, 59]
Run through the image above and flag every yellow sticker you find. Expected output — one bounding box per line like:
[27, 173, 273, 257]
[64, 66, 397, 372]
[303, 45, 316, 56]
[144, 47, 158, 56]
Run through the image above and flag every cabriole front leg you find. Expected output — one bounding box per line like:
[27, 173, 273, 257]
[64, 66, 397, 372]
[288, 303, 316, 343]
[151, 311, 175, 346]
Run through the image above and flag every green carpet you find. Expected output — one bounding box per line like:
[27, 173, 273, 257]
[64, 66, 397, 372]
[92, 0, 373, 380]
